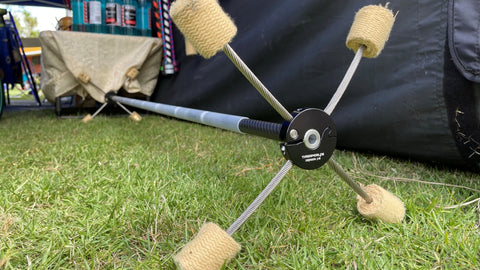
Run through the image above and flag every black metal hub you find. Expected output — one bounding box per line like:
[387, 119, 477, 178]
[281, 108, 337, 170]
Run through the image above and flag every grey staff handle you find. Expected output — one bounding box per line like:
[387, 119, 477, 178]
[109, 95, 283, 140]
[110, 95, 247, 133]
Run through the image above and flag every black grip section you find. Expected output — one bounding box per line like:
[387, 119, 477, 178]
[104, 92, 116, 102]
[239, 119, 283, 141]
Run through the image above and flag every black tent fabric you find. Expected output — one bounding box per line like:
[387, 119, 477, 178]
[153, 0, 479, 170]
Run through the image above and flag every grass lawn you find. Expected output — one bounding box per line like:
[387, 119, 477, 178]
[4, 87, 45, 101]
[0, 109, 479, 269]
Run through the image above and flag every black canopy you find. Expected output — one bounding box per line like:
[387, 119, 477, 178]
[152, 0, 480, 170]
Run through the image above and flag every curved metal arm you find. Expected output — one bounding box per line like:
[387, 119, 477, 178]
[324, 45, 365, 115]
[226, 160, 293, 235]
[327, 159, 372, 203]
[223, 44, 294, 122]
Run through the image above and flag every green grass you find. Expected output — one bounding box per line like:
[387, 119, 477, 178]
[0, 110, 479, 269]
[4, 87, 45, 101]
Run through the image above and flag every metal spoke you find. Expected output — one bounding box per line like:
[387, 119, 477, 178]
[226, 160, 293, 235]
[223, 44, 293, 122]
[90, 102, 109, 119]
[324, 45, 365, 115]
[327, 158, 372, 203]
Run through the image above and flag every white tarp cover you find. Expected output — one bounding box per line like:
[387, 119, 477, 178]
[40, 31, 162, 103]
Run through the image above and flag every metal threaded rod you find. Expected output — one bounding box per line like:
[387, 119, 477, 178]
[223, 44, 293, 122]
[327, 159, 373, 203]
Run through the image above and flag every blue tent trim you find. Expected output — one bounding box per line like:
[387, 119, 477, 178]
[0, 19, 22, 85]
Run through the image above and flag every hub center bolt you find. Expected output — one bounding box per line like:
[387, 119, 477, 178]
[303, 129, 321, 150]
